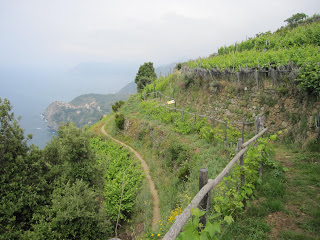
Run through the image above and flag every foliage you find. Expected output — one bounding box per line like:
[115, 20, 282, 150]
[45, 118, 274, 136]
[90, 138, 143, 222]
[285, 13, 308, 27]
[213, 132, 282, 217]
[112, 100, 125, 112]
[44, 122, 103, 188]
[0, 99, 110, 239]
[115, 113, 125, 130]
[135, 62, 157, 91]
[176, 208, 233, 240]
[0, 98, 49, 239]
[27, 180, 110, 239]
[296, 62, 320, 96]
[182, 19, 320, 96]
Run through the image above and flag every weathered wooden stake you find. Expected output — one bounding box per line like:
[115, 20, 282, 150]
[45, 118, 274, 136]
[193, 115, 197, 128]
[224, 121, 228, 148]
[199, 168, 209, 228]
[256, 116, 263, 178]
[212, 116, 215, 129]
[154, 86, 156, 98]
[242, 117, 245, 142]
[144, 93, 146, 101]
[182, 108, 184, 120]
[237, 138, 246, 209]
[255, 70, 259, 90]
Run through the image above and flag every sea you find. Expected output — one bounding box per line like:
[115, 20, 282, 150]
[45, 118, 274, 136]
[0, 64, 136, 148]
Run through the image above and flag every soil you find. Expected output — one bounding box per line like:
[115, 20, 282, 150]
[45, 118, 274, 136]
[101, 124, 161, 230]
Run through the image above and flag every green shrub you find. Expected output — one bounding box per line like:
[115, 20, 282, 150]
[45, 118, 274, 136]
[297, 63, 320, 96]
[112, 100, 125, 112]
[115, 113, 125, 130]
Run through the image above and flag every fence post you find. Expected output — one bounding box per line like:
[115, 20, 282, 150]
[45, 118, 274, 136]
[154, 86, 156, 98]
[160, 92, 162, 102]
[182, 108, 184, 120]
[212, 116, 215, 129]
[224, 121, 228, 148]
[193, 114, 197, 128]
[255, 69, 259, 90]
[237, 138, 246, 209]
[255, 116, 259, 136]
[144, 93, 146, 101]
[256, 116, 263, 179]
[242, 117, 245, 142]
[199, 168, 209, 228]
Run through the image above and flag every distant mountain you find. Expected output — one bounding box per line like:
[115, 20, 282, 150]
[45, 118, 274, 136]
[116, 81, 137, 95]
[44, 93, 130, 131]
[155, 63, 176, 78]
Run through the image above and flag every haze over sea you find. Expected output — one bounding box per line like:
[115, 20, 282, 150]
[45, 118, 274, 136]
[0, 64, 137, 148]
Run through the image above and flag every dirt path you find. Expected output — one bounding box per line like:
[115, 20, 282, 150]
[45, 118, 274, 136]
[101, 124, 160, 229]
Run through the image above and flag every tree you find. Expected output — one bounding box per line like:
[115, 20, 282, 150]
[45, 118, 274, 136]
[134, 62, 157, 91]
[0, 98, 49, 239]
[284, 13, 308, 27]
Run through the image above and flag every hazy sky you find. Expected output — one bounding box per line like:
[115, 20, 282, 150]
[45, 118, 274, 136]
[0, 0, 319, 68]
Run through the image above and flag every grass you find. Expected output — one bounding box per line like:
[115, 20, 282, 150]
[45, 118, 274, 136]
[219, 141, 320, 240]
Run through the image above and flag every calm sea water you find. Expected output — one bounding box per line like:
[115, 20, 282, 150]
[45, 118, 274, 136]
[0, 65, 135, 148]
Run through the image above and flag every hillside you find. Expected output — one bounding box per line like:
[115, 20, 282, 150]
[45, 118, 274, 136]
[43, 81, 136, 130]
[91, 15, 320, 239]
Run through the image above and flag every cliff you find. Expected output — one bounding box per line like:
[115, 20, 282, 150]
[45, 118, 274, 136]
[44, 93, 130, 131]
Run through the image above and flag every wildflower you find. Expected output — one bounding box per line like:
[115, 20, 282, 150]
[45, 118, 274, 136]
[151, 234, 154, 236]
[157, 234, 160, 237]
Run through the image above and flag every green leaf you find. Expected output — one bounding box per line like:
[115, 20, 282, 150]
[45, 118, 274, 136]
[224, 215, 234, 225]
[191, 208, 206, 218]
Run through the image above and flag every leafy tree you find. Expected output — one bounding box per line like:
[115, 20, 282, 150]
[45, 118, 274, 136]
[285, 13, 308, 27]
[112, 100, 125, 112]
[27, 180, 110, 239]
[43, 122, 103, 188]
[0, 98, 49, 239]
[134, 62, 157, 91]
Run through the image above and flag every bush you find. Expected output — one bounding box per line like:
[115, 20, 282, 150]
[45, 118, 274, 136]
[297, 63, 320, 96]
[115, 113, 125, 130]
[112, 100, 125, 112]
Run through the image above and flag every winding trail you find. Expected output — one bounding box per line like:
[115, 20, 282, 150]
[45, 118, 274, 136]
[101, 124, 160, 229]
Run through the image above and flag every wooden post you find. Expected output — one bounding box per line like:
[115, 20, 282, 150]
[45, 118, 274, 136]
[172, 109, 175, 123]
[237, 138, 246, 209]
[242, 117, 245, 142]
[160, 92, 162, 102]
[154, 86, 156, 98]
[193, 114, 197, 128]
[255, 116, 259, 136]
[182, 108, 184, 120]
[224, 121, 228, 148]
[199, 168, 209, 228]
[212, 116, 215, 129]
[144, 93, 146, 101]
[255, 70, 259, 90]
[256, 116, 263, 179]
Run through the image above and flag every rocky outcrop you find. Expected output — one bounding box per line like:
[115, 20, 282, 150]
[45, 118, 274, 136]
[43, 93, 130, 131]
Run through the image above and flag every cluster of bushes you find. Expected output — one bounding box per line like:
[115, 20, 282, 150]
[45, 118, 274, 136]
[0, 98, 142, 239]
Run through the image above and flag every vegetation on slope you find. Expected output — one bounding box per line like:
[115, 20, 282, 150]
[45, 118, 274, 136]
[0, 98, 143, 239]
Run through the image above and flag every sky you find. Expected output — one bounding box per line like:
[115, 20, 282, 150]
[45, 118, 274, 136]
[0, 0, 319, 69]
